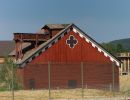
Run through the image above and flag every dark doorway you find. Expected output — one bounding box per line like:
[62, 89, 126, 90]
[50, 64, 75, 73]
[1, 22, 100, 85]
[68, 80, 77, 88]
[29, 79, 35, 89]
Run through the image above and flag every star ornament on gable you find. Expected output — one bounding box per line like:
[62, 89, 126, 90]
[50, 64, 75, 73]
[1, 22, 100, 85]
[66, 35, 78, 48]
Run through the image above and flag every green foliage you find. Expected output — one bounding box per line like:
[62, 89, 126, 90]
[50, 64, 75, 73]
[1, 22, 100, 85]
[101, 43, 127, 55]
[109, 38, 130, 52]
[0, 57, 22, 91]
[0, 86, 8, 91]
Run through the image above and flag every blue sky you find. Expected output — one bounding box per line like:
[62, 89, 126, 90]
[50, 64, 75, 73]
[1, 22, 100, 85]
[0, 0, 130, 42]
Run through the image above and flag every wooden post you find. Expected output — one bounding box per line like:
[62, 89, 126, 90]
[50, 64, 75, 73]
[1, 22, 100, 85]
[81, 62, 84, 99]
[48, 62, 51, 100]
[15, 41, 18, 60]
[112, 62, 115, 95]
[128, 58, 130, 74]
[35, 34, 38, 48]
[12, 62, 14, 100]
[20, 34, 23, 59]
[120, 60, 123, 75]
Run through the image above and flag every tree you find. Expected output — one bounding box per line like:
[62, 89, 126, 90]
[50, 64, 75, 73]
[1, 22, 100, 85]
[116, 44, 125, 53]
[0, 57, 22, 90]
[102, 43, 116, 54]
[101, 43, 127, 55]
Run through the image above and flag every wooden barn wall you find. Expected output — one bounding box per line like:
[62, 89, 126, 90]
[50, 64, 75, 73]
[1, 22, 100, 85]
[30, 30, 112, 63]
[21, 62, 119, 89]
[18, 30, 119, 89]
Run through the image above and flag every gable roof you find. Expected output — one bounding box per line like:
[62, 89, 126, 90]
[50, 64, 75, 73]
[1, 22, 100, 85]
[9, 43, 31, 56]
[42, 24, 70, 30]
[15, 23, 120, 67]
[0, 41, 15, 57]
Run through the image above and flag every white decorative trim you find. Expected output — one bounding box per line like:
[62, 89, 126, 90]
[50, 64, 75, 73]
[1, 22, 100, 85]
[48, 44, 52, 48]
[98, 48, 102, 52]
[110, 57, 114, 62]
[79, 34, 84, 38]
[61, 34, 64, 38]
[29, 58, 32, 62]
[104, 53, 108, 57]
[55, 38, 58, 43]
[73, 28, 77, 33]
[85, 38, 90, 43]
[72, 27, 120, 66]
[67, 29, 70, 33]
[92, 43, 96, 48]
[116, 61, 120, 66]
[42, 49, 45, 52]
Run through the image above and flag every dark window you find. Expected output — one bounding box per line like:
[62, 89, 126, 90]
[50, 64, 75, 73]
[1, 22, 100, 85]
[68, 80, 77, 88]
[29, 79, 35, 89]
[122, 72, 128, 75]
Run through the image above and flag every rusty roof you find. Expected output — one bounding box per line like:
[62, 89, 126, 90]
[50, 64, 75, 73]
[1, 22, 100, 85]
[42, 24, 70, 29]
[9, 43, 31, 56]
[0, 41, 15, 57]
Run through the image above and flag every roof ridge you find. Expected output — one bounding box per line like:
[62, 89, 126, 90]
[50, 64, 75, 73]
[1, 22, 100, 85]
[15, 23, 120, 67]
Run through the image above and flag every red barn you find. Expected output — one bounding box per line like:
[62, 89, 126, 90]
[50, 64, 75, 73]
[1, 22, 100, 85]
[10, 23, 120, 90]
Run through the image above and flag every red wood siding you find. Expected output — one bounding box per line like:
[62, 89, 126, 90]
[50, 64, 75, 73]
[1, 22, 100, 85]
[17, 30, 119, 90]
[31, 30, 112, 64]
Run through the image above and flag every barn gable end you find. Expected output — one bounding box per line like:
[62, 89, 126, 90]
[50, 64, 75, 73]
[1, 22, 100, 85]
[11, 23, 120, 90]
[16, 24, 120, 67]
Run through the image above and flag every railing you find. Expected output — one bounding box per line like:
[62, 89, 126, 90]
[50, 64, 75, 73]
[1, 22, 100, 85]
[117, 53, 130, 57]
[14, 33, 50, 41]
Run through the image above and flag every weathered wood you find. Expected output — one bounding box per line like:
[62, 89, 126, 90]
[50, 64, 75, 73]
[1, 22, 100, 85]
[17, 30, 119, 90]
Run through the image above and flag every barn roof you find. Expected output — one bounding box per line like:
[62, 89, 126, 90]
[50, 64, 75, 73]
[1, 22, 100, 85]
[0, 41, 15, 57]
[9, 43, 31, 56]
[42, 24, 70, 30]
[15, 23, 121, 67]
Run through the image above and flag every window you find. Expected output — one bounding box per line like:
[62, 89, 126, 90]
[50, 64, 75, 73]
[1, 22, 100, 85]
[29, 79, 35, 89]
[68, 80, 77, 88]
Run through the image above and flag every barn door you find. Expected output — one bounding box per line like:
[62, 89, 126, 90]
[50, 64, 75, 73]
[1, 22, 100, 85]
[68, 80, 77, 88]
[29, 79, 35, 89]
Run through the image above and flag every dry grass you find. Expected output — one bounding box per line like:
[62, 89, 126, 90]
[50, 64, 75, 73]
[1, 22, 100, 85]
[0, 75, 130, 100]
[0, 88, 128, 100]
[120, 74, 130, 91]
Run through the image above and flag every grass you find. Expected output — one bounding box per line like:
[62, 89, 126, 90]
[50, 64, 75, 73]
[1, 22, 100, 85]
[0, 88, 129, 100]
[0, 89, 125, 100]
[120, 74, 130, 91]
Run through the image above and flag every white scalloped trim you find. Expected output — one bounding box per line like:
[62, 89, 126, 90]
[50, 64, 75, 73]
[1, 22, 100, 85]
[92, 43, 96, 48]
[85, 38, 90, 43]
[98, 48, 102, 52]
[73, 28, 77, 33]
[72, 27, 120, 66]
[67, 29, 70, 33]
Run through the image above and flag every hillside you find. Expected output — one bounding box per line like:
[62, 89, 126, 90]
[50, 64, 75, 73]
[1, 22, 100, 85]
[109, 38, 130, 52]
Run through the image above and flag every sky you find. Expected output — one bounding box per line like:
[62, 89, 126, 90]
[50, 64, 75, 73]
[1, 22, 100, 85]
[0, 0, 130, 43]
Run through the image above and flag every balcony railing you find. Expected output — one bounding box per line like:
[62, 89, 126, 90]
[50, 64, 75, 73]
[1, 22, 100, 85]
[117, 53, 130, 57]
[14, 33, 50, 42]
